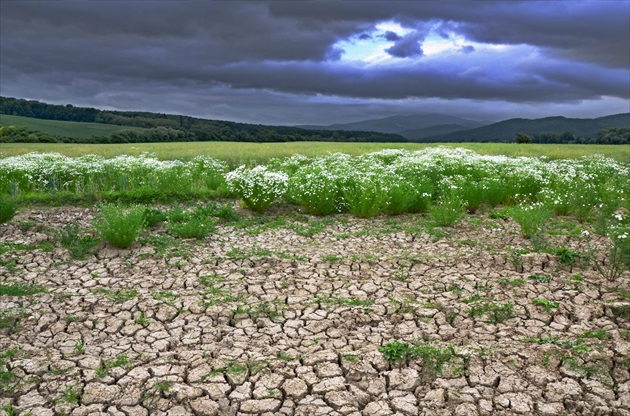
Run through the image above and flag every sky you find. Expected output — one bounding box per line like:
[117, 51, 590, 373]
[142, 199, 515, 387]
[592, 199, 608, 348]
[1, 0, 629, 126]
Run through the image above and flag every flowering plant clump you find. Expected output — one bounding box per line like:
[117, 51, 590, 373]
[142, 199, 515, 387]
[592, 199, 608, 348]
[225, 165, 288, 213]
[0, 152, 227, 198]
[509, 202, 553, 239]
[340, 168, 391, 218]
[429, 193, 467, 227]
[2, 147, 628, 221]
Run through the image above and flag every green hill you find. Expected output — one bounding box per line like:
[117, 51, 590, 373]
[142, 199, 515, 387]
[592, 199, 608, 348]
[0, 97, 406, 144]
[0, 114, 147, 139]
[426, 114, 630, 143]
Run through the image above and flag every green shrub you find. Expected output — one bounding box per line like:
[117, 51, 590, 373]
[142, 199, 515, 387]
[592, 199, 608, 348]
[0, 198, 17, 224]
[288, 167, 343, 216]
[429, 194, 466, 227]
[225, 165, 288, 213]
[144, 208, 168, 227]
[93, 204, 145, 248]
[342, 174, 389, 218]
[509, 203, 553, 238]
[168, 217, 217, 239]
[55, 222, 99, 260]
[385, 179, 432, 215]
[456, 181, 484, 213]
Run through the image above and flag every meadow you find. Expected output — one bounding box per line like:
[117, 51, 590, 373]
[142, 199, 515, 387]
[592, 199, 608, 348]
[0, 141, 628, 163]
[0, 114, 147, 139]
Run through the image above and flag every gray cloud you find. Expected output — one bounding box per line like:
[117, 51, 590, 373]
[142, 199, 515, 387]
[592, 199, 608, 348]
[383, 31, 402, 41]
[0, 0, 628, 125]
[385, 31, 425, 58]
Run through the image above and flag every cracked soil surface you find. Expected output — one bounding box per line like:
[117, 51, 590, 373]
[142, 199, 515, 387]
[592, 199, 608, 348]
[1, 206, 629, 415]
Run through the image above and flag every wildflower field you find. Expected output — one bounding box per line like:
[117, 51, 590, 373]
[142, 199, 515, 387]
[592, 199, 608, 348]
[1, 147, 629, 415]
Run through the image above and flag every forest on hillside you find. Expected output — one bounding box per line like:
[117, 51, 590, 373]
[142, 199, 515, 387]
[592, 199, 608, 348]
[1, 97, 628, 144]
[0, 97, 406, 144]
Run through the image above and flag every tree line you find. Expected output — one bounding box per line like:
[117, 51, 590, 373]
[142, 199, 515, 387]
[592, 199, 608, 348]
[515, 128, 629, 145]
[0, 97, 406, 143]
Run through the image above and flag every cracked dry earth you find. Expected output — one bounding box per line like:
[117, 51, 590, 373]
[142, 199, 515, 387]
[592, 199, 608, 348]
[1, 206, 629, 416]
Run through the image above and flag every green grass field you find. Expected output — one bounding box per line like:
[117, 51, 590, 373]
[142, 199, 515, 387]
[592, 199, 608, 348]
[0, 114, 147, 138]
[0, 141, 627, 164]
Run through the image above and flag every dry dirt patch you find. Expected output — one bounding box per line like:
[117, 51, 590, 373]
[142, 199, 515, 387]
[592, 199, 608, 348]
[1, 207, 629, 416]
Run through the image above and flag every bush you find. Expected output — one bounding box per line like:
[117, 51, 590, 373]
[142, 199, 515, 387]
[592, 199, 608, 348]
[429, 194, 466, 227]
[93, 204, 145, 248]
[225, 165, 288, 213]
[385, 178, 432, 215]
[168, 216, 217, 239]
[0, 198, 17, 224]
[288, 168, 343, 216]
[509, 203, 553, 238]
[341, 173, 389, 218]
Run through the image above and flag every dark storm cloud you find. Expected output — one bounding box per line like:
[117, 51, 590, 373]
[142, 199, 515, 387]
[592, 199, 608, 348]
[1, 0, 628, 125]
[385, 31, 425, 58]
[383, 31, 402, 42]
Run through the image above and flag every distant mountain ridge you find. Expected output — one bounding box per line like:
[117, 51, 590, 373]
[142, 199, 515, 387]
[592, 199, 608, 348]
[426, 114, 630, 143]
[297, 114, 486, 138]
[300, 113, 629, 144]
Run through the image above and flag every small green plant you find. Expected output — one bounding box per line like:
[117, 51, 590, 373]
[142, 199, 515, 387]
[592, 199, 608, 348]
[62, 382, 81, 404]
[528, 274, 551, 283]
[315, 293, 374, 308]
[509, 203, 553, 239]
[2, 401, 18, 416]
[276, 352, 300, 361]
[139, 377, 173, 405]
[144, 207, 168, 227]
[55, 222, 99, 260]
[533, 299, 559, 314]
[497, 278, 525, 287]
[379, 341, 412, 366]
[236, 300, 284, 321]
[73, 338, 85, 355]
[568, 273, 584, 290]
[0, 282, 47, 297]
[595, 228, 630, 281]
[379, 340, 456, 378]
[96, 353, 133, 378]
[342, 354, 359, 362]
[322, 254, 341, 262]
[610, 305, 630, 319]
[135, 310, 150, 326]
[0, 198, 17, 224]
[391, 267, 409, 282]
[429, 194, 466, 227]
[468, 301, 515, 323]
[581, 329, 610, 340]
[93, 204, 145, 248]
[555, 247, 579, 265]
[0, 308, 28, 334]
[168, 216, 217, 239]
[0, 347, 19, 392]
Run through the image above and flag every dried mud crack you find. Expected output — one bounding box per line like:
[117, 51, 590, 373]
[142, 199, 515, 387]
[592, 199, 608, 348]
[1, 207, 629, 415]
